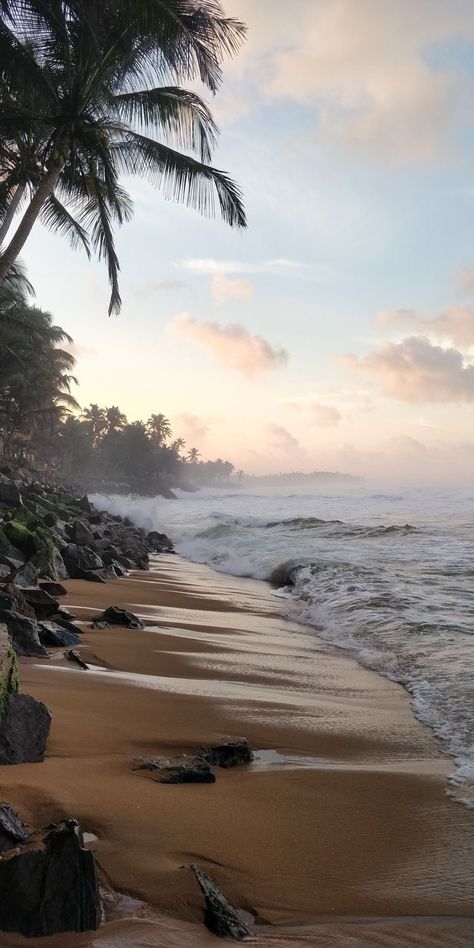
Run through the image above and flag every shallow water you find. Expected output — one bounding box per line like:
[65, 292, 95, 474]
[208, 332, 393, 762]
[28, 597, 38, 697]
[92, 486, 474, 805]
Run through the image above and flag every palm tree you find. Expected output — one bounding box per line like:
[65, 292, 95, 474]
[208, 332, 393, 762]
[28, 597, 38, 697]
[81, 403, 106, 444]
[171, 436, 186, 456]
[147, 413, 172, 445]
[104, 405, 127, 433]
[0, 0, 247, 313]
[187, 446, 201, 463]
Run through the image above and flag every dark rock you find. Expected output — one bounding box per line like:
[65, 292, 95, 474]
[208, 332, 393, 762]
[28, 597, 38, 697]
[32, 546, 68, 581]
[100, 565, 119, 581]
[0, 819, 101, 936]
[14, 561, 40, 588]
[67, 649, 88, 670]
[3, 521, 38, 558]
[38, 622, 81, 648]
[70, 520, 95, 546]
[78, 495, 93, 513]
[185, 864, 252, 940]
[135, 756, 215, 784]
[146, 530, 174, 553]
[39, 581, 68, 598]
[91, 620, 109, 630]
[202, 739, 254, 769]
[0, 803, 28, 851]
[0, 610, 47, 657]
[0, 693, 51, 764]
[0, 474, 21, 507]
[73, 568, 107, 584]
[21, 587, 59, 620]
[0, 584, 35, 620]
[62, 545, 103, 577]
[51, 616, 83, 637]
[0, 590, 17, 613]
[93, 606, 144, 629]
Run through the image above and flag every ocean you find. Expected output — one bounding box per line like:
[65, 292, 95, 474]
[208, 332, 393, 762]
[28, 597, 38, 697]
[92, 485, 474, 806]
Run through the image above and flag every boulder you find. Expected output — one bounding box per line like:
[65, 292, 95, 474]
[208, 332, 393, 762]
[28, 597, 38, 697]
[78, 495, 93, 513]
[51, 615, 83, 637]
[14, 561, 40, 588]
[146, 531, 174, 553]
[0, 803, 28, 851]
[38, 622, 81, 648]
[32, 547, 68, 582]
[0, 819, 101, 936]
[135, 756, 215, 784]
[0, 590, 17, 613]
[0, 475, 21, 507]
[70, 520, 95, 546]
[21, 587, 59, 620]
[0, 583, 35, 620]
[202, 739, 254, 769]
[185, 864, 252, 940]
[0, 610, 46, 657]
[92, 606, 144, 630]
[62, 545, 103, 577]
[39, 580, 68, 598]
[0, 693, 51, 764]
[73, 568, 107, 584]
[0, 628, 19, 712]
[3, 522, 38, 559]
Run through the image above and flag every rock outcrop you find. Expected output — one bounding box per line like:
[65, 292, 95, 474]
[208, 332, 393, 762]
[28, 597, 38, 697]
[0, 819, 101, 937]
[135, 756, 216, 784]
[92, 606, 144, 630]
[185, 864, 252, 940]
[0, 693, 51, 764]
[202, 739, 254, 769]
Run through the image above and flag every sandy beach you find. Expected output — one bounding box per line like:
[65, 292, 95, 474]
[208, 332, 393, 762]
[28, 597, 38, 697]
[0, 554, 473, 947]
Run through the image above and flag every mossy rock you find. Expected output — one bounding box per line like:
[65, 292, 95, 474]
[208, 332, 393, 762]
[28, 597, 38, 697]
[0, 632, 19, 719]
[3, 522, 38, 559]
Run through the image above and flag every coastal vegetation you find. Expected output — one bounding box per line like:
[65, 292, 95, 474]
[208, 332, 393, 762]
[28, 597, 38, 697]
[0, 282, 236, 493]
[0, 0, 246, 313]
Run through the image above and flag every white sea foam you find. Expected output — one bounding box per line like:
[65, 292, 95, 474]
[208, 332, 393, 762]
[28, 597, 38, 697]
[92, 486, 474, 805]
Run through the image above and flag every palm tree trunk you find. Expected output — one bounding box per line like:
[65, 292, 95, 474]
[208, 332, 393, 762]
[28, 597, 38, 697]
[0, 166, 62, 283]
[0, 183, 26, 248]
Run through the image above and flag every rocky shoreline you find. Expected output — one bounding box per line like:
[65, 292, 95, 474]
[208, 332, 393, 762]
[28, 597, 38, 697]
[0, 470, 173, 938]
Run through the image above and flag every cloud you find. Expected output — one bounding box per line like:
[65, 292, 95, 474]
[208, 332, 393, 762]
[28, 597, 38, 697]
[211, 274, 254, 305]
[344, 335, 474, 402]
[309, 403, 342, 427]
[455, 266, 474, 297]
[266, 423, 301, 452]
[173, 412, 210, 444]
[177, 258, 304, 276]
[377, 306, 474, 347]
[229, 0, 474, 165]
[170, 313, 288, 377]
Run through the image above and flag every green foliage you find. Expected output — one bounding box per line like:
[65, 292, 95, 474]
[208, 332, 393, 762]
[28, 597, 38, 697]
[0, 0, 246, 312]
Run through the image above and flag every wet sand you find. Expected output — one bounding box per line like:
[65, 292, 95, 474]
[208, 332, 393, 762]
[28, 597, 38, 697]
[0, 555, 473, 946]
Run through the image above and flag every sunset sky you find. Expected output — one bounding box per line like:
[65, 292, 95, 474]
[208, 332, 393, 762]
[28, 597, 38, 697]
[22, 0, 474, 483]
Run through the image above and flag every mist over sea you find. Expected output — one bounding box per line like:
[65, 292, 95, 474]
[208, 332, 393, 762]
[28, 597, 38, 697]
[92, 485, 474, 806]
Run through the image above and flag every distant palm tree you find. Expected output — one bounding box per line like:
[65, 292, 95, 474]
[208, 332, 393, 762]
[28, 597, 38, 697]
[147, 413, 172, 445]
[187, 446, 201, 463]
[171, 437, 186, 455]
[0, 0, 247, 312]
[82, 404, 106, 444]
[104, 405, 127, 433]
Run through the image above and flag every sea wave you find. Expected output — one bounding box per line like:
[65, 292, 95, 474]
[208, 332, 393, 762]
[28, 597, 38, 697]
[91, 488, 474, 807]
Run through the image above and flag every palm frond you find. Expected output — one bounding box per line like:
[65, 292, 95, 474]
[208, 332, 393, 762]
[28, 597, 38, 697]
[115, 132, 246, 227]
[40, 193, 91, 256]
[112, 86, 218, 162]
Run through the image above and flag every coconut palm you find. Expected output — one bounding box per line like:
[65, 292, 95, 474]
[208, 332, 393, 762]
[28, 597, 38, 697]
[171, 436, 186, 455]
[147, 413, 172, 445]
[104, 405, 127, 433]
[0, 0, 247, 312]
[81, 403, 106, 444]
[187, 446, 201, 463]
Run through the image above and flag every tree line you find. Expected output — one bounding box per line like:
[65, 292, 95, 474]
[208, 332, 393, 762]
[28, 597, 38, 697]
[0, 270, 236, 491]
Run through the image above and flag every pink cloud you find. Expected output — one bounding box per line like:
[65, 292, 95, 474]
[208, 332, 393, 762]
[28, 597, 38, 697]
[344, 335, 474, 402]
[211, 273, 254, 305]
[171, 313, 288, 378]
[377, 306, 474, 347]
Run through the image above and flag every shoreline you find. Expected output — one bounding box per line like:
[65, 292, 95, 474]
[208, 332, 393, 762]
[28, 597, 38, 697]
[1, 554, 474, 945]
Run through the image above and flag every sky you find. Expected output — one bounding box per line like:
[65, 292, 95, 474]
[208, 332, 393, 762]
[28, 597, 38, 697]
[21, 0, 474, 484]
